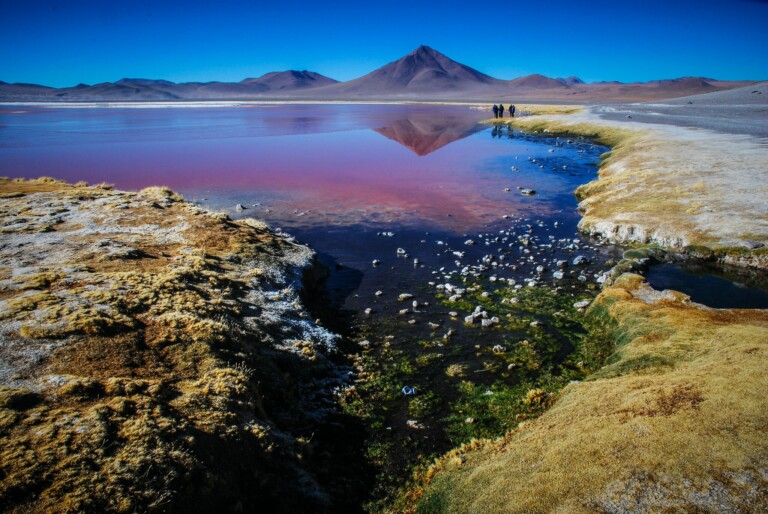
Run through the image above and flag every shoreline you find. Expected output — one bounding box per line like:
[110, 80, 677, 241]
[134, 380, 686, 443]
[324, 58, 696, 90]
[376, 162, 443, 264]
[484, 105, 768, 270]
[407, 102, 768, 511]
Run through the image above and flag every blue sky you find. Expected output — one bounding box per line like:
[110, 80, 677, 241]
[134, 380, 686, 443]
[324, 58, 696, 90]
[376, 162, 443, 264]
[2, 0, 767, 87]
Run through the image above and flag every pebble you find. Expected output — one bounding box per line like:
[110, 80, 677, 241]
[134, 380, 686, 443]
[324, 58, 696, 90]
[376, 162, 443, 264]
[364, 308, 372, 315]
[398, 293, 414, 301]
[572, 255, 590, 266]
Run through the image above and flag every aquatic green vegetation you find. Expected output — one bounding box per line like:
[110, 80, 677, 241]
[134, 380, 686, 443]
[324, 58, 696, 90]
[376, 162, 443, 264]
[341, 281, 613, 511]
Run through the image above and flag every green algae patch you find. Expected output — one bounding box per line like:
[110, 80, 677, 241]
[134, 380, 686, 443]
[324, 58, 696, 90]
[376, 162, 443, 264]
[406, 275, 768, 513]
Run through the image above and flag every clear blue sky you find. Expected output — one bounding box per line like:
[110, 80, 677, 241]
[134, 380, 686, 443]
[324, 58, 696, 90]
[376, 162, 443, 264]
[2, 0, 767, 87]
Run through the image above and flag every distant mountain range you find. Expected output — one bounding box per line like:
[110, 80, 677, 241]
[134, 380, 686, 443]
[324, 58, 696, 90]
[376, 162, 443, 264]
[0, 46, 757, 102]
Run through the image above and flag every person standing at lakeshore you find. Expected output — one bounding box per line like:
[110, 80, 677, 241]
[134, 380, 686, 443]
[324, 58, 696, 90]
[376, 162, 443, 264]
[492, 104, 499, 118]
[510, 104, 516, 117]
[499, 104, 505, 118]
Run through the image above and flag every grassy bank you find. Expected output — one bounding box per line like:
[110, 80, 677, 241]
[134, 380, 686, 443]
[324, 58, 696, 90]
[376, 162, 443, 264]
[485, 108, 768, 269]
[409, 273, 768, 512]
[0, 178, 368, 512]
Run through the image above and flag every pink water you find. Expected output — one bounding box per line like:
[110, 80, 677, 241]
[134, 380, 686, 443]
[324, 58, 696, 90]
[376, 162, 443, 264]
[0, 103, 600, 232]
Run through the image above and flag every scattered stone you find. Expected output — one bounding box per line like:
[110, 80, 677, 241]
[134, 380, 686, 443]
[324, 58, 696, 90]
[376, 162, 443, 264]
[364, 308, 373, 316]
[492, 344, 506, 353]
[449, 311, 458, 318]
[520, 189, 536, 196]
[530, 321, 541, 328]
[358, 340, 371, 347]
[406, 419, 426, 429]
[573, 300, 591, 309]
[428, 322, 440, 330]
[408, 319, 416, 325]
[235, 203, 246, 211]
[572, 255, 589, 266]
[465, 417, 475, 424]
[464, 239, 476, 245]
[372, 259, 381, 266]
[398, 293, 414, 301]
[396, 248, 406, 256]
[464, 315, 475, 324]
[375, 290, 383, 296]
[552, 271, 565, 279]
[399, 309, 409, 315]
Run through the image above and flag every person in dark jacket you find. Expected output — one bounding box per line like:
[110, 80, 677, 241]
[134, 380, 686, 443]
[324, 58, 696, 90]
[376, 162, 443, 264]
[492, 104, 499, 118]
[510, 104, 516, 117]
[499, 104, 505, 118]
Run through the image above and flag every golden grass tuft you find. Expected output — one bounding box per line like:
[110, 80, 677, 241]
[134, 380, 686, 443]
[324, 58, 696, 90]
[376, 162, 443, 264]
[412, 275, 768, 512]
[140, 185, 184, 201]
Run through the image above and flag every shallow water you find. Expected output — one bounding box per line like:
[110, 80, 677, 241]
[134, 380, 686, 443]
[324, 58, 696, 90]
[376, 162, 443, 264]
[646, 263, 768, 309]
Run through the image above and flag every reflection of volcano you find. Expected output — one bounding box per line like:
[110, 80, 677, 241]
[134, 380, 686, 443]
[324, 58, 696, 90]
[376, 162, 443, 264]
[373, 114, 484, 156]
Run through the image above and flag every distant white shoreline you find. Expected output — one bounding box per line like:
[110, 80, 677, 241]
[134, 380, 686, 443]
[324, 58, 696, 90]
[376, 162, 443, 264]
[0, 100, 492, 109]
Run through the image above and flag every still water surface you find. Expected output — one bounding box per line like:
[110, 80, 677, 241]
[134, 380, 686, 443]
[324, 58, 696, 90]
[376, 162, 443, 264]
[2, 103, 763, 312]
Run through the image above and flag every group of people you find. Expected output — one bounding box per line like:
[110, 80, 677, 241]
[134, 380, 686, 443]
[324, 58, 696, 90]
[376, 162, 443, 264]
[492, 103, 515, 118]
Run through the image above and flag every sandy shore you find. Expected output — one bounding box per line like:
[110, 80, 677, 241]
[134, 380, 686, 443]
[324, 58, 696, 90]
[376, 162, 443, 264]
[595, 81, 768, 139]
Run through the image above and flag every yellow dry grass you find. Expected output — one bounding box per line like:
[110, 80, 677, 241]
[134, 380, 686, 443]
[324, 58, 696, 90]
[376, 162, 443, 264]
[411, 274, 768, 513]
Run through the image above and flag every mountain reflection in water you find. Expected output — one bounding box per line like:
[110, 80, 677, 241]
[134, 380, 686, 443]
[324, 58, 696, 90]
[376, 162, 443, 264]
[373, 112, 486, 156]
